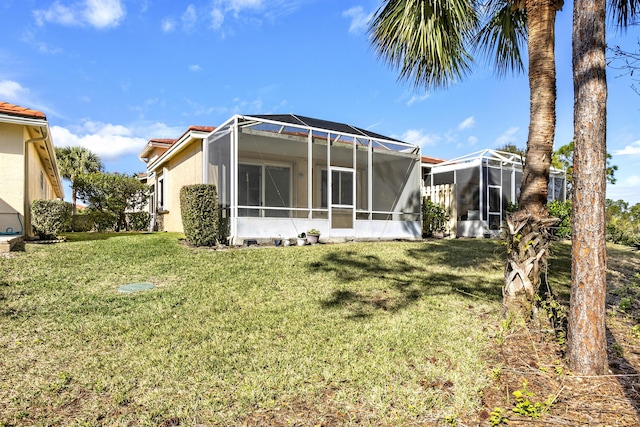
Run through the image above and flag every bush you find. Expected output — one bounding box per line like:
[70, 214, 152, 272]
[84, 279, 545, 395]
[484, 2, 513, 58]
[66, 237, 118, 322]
[422, 199, 449, 237]
[548, 200, 572, 238]
[92, 209, 118, 232]
[126, 212, 150, 231]
[180, 185, 219, 246]
[31, 199, 72, 239]
[70, 213, 94, 232]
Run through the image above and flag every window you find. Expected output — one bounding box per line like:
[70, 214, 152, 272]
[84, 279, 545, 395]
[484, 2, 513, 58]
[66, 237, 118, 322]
[158, 175, 165, 211]
[149, 184, 156, 214]
[321, 170, 353, 207]
[238, 164, 291, 217]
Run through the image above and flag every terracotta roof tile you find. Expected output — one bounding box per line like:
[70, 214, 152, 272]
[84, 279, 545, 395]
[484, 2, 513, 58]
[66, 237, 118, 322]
[188, 125, 215, 132]
[0, 101, 46, 119]
[422, 155, 446, 164]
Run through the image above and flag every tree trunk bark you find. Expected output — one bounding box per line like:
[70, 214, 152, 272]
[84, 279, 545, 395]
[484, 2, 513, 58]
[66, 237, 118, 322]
[503, 0, 557, 316]
[519, 0, 557, 217]
[71, 188, 77, 216]
[568, 0, 608, 375]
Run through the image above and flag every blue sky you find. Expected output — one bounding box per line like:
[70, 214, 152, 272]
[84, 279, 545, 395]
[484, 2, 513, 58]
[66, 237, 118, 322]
[2, 0, 640, 204]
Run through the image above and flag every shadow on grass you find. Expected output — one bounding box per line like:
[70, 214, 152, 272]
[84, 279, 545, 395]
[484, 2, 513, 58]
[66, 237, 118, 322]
[314, 241, 504, 318]
[607, 326, 640, 419]
[61, 231, 152, 243]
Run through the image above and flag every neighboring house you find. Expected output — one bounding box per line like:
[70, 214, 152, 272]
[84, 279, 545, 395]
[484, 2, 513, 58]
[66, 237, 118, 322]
[0, 101, 64, 251]
[140, 114, 422, 244]
[422, 148, 567, 238]
[139, 126, 215, 232]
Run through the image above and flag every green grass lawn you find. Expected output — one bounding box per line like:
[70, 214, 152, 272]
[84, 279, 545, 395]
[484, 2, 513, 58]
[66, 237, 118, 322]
[0, 234, 552, 425]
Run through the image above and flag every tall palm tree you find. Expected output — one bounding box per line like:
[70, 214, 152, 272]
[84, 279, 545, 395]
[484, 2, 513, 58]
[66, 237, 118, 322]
[54, 146, 103, 214]
[369, 0, 561, 315]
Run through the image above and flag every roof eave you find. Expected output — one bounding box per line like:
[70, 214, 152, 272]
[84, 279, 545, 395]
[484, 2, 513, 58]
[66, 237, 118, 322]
[146, 128, 213, 172]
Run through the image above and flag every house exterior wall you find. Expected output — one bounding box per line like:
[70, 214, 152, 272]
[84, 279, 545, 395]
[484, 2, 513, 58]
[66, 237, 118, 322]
[26, 133, 55, 201]
[0, 123, 60, 236]
[0, 123, 26, 234]
[156, 140, 203, 233]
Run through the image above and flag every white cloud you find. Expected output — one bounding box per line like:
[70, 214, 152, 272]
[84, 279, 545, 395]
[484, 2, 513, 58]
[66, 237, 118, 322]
[161, 18, 176, 32]
[51, 121, 161, 161]
[21, 30, 63, 54]
[210, 8, 224, 30]
[494, 127, 520, 146]
[607, 175, 640, 204]
[227, 0, 263, 15]
[207, 0, 302, 32]
[84, 0, 125, 29]
[34, 0, 125, 29]
[342, 6, 372, 35]
[614, 140, 640, 155]
[399, 129, 440, 148]
[468, 135, 478, 145]
[0, 80, 29, 100]
[407, 93, 429, 106]
[458, 116, 475, 130]
[189, 64, 202, 72]
[34, 2, 77, 26]
[52, 119, 186, 162]
[0, 80, 60, 117]
[181, 4, 197, 32]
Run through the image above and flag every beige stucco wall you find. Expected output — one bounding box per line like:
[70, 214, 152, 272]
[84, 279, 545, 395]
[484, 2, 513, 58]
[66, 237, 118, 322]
[0, 122, 61, 236]
[0, 123, 26, 234]
[156, 140, 203, 233]
[26, 132, 55, 201]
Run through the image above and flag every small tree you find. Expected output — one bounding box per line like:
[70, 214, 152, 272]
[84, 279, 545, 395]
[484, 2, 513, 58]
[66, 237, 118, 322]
[422, 199, 449, 237]
[180, 185, 219, 247]
[74, 172, 149, 231]
[54, 146, 103, 215]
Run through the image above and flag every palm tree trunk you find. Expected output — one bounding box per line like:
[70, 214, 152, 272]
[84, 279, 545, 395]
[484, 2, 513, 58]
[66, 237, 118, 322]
[503, 0, 557, 316]
[71, 188, 77, 216]
[567, 0, 608, 375]
[520, 0, 557, 216]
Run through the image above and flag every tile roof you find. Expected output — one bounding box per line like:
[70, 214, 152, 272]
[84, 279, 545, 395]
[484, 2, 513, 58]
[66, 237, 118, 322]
[188, 125, 215, 132]
[149, 138, 177, 144]
[0, 101, 46, 119]
[422, 155, 446, 164]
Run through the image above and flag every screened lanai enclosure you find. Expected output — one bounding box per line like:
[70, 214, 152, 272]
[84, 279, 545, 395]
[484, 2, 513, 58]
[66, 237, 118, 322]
[422, 149, 566, 238]
[206, 114, 422, 245]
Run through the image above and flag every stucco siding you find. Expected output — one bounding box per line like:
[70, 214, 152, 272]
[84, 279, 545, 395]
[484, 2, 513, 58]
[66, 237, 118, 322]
[0, 123, 26, 233]
[159, 140, 203, 232]
[26, 135, 52, 201]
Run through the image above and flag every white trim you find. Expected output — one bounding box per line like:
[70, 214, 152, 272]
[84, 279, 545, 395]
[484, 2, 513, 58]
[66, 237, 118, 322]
[147, 129, 213, 173]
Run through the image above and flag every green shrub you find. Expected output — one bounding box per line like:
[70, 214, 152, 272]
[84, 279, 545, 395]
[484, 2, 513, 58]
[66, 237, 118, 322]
[126, 212, 150, 231]
[91, 209, 117, 232]
[180, 185, 219, 246]
[548, 200, 572, 238]
[31, 199, 72, 239]
[422, 199, 449, 237]
[70, 213, 94, 232]
[607, 223, 639, 247]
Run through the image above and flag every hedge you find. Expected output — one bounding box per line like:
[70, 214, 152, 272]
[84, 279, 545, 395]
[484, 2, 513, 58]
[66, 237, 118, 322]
[180, 185, 219, 246]
[31, 199, 72, 239]
[126, 211, 150, 231]
[70, 213, 95, 232]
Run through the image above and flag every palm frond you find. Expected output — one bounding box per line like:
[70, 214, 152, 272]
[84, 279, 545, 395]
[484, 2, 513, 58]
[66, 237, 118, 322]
[474, 0, 528, 77]
[609, 0, 640, 28]
[368, 0, 480, 90]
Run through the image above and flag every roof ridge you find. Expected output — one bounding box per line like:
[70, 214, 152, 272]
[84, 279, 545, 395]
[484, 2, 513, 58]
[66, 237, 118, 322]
[0, 101, 46, 119]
